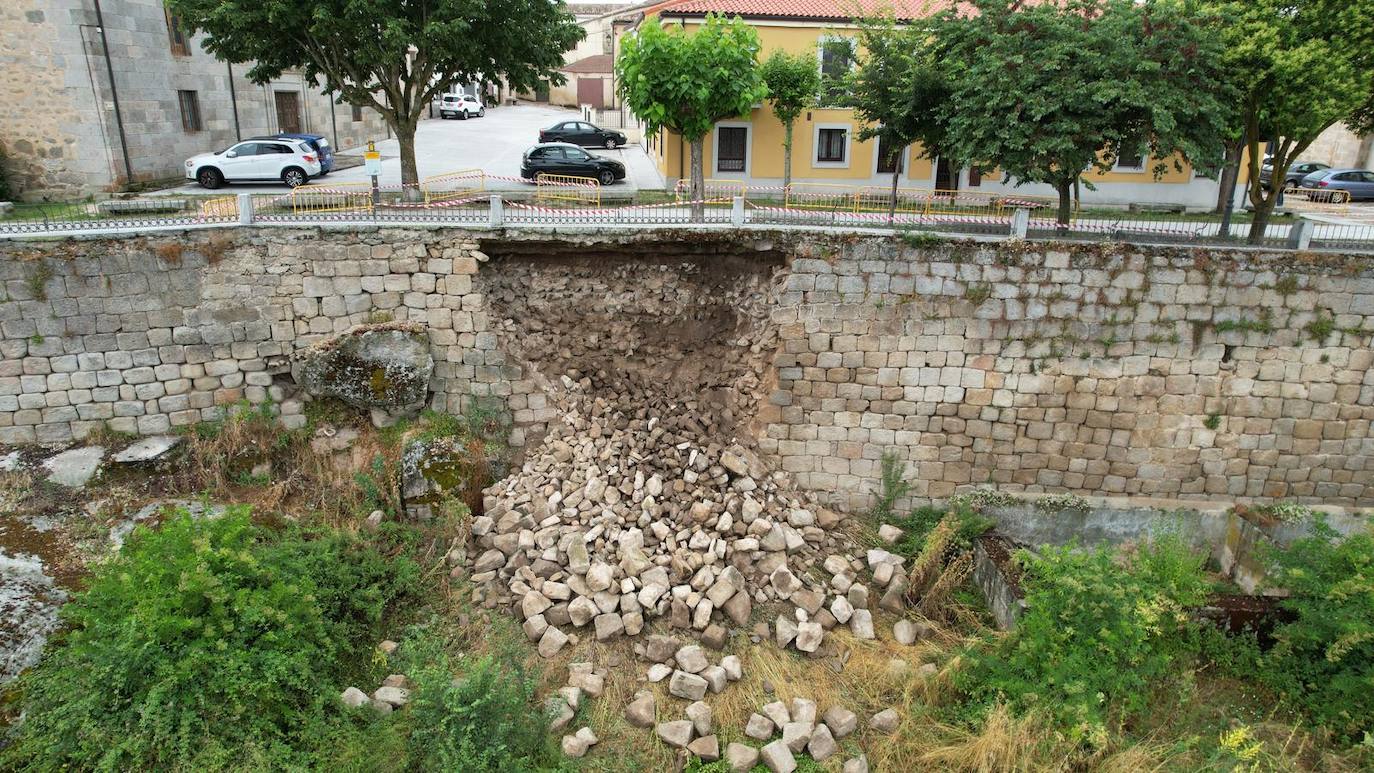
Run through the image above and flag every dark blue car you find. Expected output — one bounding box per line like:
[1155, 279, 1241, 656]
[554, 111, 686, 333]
[251, 133, 335, 174]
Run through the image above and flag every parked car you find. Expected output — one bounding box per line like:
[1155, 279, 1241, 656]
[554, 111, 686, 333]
[439, 93, 484, 119]
[1260, 160, 1329, 190]
[1297, 168, 1374, 201]
[520, 142, 626, 186]
[184, 139, 321, 189]
[538, 120, 627, 149]
[262, 132, 334, 174]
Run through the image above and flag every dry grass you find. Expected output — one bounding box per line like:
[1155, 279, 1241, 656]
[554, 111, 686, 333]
[153, 242, 183, 266]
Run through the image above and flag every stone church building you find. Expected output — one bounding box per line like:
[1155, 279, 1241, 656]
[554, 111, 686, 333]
[0, 0, 390, 200]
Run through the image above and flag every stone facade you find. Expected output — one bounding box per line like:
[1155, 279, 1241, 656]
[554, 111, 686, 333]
[2, 228, 1372, 509]
[0, 0, 390, 200]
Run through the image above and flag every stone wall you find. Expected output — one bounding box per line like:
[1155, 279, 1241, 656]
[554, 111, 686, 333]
[761, 240, 1374, 509]
[0, 228, 516, 444]
[2, 228, 1372, 509]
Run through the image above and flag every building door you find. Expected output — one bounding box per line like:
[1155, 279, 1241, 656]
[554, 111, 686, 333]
[274, 91, 302, 134]
[534, 81, 550, 102]
[935, 157, 959, 191]
[576, 78, 605, 109]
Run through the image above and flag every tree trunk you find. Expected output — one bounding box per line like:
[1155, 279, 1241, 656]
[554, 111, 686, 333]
[888, 162, 900, 226]
[1214, 141, 1242, 214]
[1247, 191, 1278, 245]
[783, 121, 793, 190]
[1054, 178, 1072, 229]
[1358, 133, 1374, 170]
[397, 118, 421, 202]
[689, 137, 705, 222]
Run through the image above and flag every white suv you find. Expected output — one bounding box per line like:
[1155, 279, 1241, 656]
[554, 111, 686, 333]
[439, 93, 485, 120]
[184, 139, 322, 189]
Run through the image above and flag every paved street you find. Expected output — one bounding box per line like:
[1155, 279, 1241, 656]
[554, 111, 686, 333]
[165, 103, 664, 195]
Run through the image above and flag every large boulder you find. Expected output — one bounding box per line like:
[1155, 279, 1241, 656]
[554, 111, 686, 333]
[293, 324, 434, 419]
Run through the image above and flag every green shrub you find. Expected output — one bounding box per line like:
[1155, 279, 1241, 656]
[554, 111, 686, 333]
[1260, 524, 1374, 742]
[401, 634, 568, 772]
[960, 536, 1207, 745]
[2, 507, 419, 771]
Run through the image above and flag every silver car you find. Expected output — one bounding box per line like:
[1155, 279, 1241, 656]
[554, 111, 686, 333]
[1298, 168, 1374, 202]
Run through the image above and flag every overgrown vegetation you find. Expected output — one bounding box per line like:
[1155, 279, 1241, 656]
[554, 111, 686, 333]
[1, 507, 420, 770]
[1259, 524, 1374, 742]
[960, 537, 1208, 744]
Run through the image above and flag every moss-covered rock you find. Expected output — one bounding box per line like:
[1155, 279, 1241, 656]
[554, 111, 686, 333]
[293, 324, 434, 415]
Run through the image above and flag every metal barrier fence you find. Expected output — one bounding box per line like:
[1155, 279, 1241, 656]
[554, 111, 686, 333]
[2, 189, 1373, 254]
[532, 174, 601, 207]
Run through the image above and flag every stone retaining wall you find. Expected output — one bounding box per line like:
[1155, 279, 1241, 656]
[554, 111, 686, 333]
[2, 228, 1372, 508]
[761, 239, 1374, 509]
[0, 228, 534, 444]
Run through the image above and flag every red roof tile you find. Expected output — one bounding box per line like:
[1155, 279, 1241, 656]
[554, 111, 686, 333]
[653, 0, 956, 22]
[563, 54, 615, 73]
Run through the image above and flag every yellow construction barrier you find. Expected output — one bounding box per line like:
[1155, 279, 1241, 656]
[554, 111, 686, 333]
[674, 178, 748, 202]
[197, 195, 238, 219]
[290, 184, 372, 215]
[533, 174, 600, 206]
[422, 169, 486, 204]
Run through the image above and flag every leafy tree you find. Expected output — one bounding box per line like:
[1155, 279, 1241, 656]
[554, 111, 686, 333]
[931, 0, 1235, 225]
[1216, 0, 1374, 243]
[616, 15, 768, 217]
[759, 49, 820, 189]
[166, 0, 583, 198]
[849, 17, 949, 221]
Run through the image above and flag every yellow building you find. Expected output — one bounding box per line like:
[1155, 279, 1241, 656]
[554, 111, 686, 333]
[643, 0, 1229, 209]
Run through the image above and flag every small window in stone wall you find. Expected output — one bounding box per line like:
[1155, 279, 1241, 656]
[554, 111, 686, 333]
[351, 103, 363, 122]
[165, 6, 191, 56]
[177, 90, 203, 132]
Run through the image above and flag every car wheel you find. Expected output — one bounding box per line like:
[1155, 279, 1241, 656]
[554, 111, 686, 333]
[597, 170, 615, 186]
[1283, 180, 1299, 192]
[459, 110, 468, 120]
[478, 108, 485, 117]
[196, 167, 223, 190]
[604, 138, 618, 150]
[281, 167, 307, 188]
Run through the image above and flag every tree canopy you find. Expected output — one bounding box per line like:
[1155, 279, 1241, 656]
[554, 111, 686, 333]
[616, 15, 767, 211]
[167, 0, 583, 195]
[931, 0, 1235, 224]
[848, 18, 950, 218]
[759, 49, 821, 188]
[1215, 0, 1374, 242]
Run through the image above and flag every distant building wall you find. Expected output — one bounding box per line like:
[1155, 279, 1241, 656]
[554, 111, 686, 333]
[0, 0, 390, 200]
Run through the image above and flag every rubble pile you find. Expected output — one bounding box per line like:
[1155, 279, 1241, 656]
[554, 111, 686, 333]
[470, 372, 855, 655]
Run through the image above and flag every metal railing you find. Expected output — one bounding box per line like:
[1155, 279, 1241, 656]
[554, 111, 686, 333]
[2, 189, 1372, 254]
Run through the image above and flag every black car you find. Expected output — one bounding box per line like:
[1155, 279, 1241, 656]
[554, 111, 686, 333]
[1259, 160, 1330, 191]
[538, 120, 627, 149]
[521, 143, 626, 186]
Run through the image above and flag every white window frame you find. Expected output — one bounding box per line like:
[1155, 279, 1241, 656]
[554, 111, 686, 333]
[871, 136, 911, 179]
[712, 121, 751, 178]
[1113, 153, 1148, 173]
[816, 34, 856, 108]
[813, 124, 851, 169]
